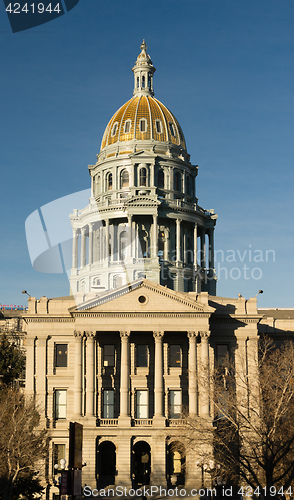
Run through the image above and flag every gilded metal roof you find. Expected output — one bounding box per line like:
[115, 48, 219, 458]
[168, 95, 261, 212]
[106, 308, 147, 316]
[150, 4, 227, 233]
[100, 95, 186, 151]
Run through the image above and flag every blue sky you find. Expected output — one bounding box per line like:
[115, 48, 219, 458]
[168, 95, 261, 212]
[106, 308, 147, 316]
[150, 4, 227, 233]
[1, 0, 294, 308]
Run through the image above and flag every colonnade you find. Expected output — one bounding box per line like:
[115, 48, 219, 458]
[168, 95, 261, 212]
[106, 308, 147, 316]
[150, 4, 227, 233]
[71, 219, 215, 271]
[73, 330, 211, 420]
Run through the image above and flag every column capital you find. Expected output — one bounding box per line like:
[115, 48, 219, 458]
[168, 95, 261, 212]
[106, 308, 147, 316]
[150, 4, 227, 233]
[120, 331, 130, 340]
[88, 222, 94, 231]
[81, 226, 87, 234]
[85, 331, 95, 339]
[105, 219, 109, 226]
[176, 218, 182, 224]
[199, 331, 210, 340]
[153, 331, 164, 342]
[187, 331, 197, 341]
[74, 330, 83, 339]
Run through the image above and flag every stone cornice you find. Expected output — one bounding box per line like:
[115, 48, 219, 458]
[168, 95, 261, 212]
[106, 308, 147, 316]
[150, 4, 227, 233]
[26, 317, 75, 323]
[210, 315, 263, 325]
[73, 312, 211, 319]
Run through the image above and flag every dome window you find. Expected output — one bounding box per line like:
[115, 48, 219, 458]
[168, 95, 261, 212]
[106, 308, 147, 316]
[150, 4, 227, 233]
[111, 122, 118, 137]
[139, 167, 147, 187]
[120, 169, 129, 188]
[155, 120, 162, 134]
[174, 172, 181, 192]
[137, 77, 139, 88]
[139, 119, 147, 133]
[107, 173, 113, 190]
[169, 122, 176, 137]
[158, 169, 164, 188]
[124, 120, 131, 134]
[142, 75, 145, 88]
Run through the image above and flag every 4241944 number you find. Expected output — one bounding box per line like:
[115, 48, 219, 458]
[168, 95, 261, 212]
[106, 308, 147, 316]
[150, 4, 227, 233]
[238, 486, 293, 497]
[6, 3, 61, 14]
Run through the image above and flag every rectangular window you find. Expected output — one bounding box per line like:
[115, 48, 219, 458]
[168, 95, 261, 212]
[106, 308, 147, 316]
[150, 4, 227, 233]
[136, 390, 148, 418]
[55, 344, 68, 367]
[169, 390, 182, 419]
[217, 345, 229, 366]
[169, 345, 181, 367]
[137, 345, 148, 367]
[103, 390, 114, 418]
[104, 345, 115, 367]
[55, 390, 67, 419]
[53, 443, 65, 473]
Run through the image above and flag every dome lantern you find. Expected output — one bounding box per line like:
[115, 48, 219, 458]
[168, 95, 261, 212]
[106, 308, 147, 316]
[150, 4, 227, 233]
[132, 40, 156, 97]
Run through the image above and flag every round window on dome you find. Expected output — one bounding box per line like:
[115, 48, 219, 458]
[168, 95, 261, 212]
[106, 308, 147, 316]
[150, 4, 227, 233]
[111, 122, 118, 137]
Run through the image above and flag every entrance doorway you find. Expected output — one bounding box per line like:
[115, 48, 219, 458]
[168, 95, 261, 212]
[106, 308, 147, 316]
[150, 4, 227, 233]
[167, 441, 185, 487]
[98, 441, 116, 488]
[132, 441, 151, 486]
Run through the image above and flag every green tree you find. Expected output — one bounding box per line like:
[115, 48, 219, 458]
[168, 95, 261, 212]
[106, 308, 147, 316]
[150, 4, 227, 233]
[0, 334, 25, 388]
[0, 389, 49, 500]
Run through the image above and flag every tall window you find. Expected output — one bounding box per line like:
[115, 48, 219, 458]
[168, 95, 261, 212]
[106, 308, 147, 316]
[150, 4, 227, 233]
[169, 122, 176, 137]
[158, 169, 164, 188]
[137, 345, 148, 367]
[103, 390, 115, 418]
[124, 120, 131, 134]
[155, 120, 162, 134]
[139, 167, 147, 186]
[142, 75, 145, 88]
[186, 176, 190, 196]
[53, 444, 65, 473]
[96, 176, 101, 195]
[107, 173, 113, 190]
[104, 345, 115, 367]
[169, 345, 181, 367]
[136, 390, 148, 418]
[169, 390, 182, 419]
[139, 119, 147, 133]
[55, 390, 67, 419]
[137, 76, 139, 88]
[120, 169, 129, 188]
[174, 172, 181, 191]
[139, 230, 148, 258]
[119, 231, 128, 260]
[111, 122, 118, 137]
[55, 344, 67, 367]
[217, 345, 229, 366]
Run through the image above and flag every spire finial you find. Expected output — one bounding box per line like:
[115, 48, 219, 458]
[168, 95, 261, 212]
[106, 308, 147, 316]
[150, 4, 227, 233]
[132, 40, 156, 97]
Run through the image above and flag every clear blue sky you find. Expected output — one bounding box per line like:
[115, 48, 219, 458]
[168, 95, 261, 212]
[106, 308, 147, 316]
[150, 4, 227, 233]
[1, 0, 294, 308]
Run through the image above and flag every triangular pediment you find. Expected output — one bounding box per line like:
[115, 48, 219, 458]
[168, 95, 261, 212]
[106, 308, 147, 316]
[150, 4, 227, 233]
[71, 279, 214, 315]
[128, 149, 157, 159]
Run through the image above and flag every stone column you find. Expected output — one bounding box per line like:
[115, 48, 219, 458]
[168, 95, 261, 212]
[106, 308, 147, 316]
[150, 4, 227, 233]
[72, 227, 79, 270]
[193, 223, 198, 267]
[85, 332, 95, 418]
[74, 331, 83, 417]
[105, 219, 109, 261]
[119, 331, 131, 425]
[80, 227, 87, 268]
[176, 219, 181, 262]
[200, 331, 210, 417]
[188, 332, 197, 415]
[88, 223, 94, 266]
[200, 227, 206, 269]
[110, 224, 114, 262]
[36, 338, 47, 416]
[152, 214, 158, 259]
[128, 215, 133, 258]
[208, 228, 214, 271]
[25, 337, 35, 396]
[99, 225, 103, 262]
[153, 331, 165, 424]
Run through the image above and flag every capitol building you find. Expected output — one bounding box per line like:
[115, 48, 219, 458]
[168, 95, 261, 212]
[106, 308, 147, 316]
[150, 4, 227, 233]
[23, 42, 289, 499]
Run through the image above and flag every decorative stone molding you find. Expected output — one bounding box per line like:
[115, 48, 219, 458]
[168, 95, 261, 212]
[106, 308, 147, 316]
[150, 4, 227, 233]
[153, 331, 164, 341]
[120, 331, 130, 340]
[187, 331, 197, 342]
[199, 331, 210, 340]
[85, 331, 95, 338]
[74, 330, 83, 339]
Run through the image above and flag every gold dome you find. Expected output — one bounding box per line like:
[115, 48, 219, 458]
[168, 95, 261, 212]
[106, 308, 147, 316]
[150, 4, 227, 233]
[100, 95, 186, 151]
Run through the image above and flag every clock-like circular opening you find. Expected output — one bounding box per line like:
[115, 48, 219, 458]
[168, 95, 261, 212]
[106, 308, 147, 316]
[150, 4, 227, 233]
[138, 295, 147, 304]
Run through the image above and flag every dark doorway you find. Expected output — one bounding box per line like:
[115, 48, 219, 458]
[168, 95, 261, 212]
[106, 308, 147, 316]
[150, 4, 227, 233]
[132, 441, 151, 487]
[98, 441, 116, 488]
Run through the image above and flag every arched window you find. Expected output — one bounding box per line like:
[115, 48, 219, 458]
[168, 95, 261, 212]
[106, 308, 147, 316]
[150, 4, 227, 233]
[148, 73, 151, 89]
[186, 176, 190, 196]
[120, 169, 129, 188]
[137, 77, 139, 88]
[169, 122, 176, 137]
[107, 173, 113, 190]
[139, 167, 147, 186]
[95, 176, 101, 196]
[142, 75, 145, 88]
[111, 122, 118, 137]
[119, 231, 128, 260]
[174, 172, 181, 191]
[158, 170, 164, 188]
